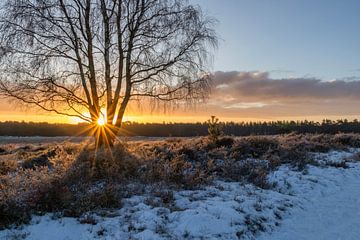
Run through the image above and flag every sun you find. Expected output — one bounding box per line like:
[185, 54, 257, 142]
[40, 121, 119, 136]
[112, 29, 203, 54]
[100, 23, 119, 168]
[97, 116, 105, 126]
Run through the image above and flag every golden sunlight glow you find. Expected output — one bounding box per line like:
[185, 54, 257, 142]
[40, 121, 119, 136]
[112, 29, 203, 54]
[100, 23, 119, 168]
[97, 115, 106, 126]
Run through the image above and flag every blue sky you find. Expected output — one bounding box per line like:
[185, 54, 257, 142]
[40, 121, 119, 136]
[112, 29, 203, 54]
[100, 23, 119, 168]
[193, 0, 360, 80]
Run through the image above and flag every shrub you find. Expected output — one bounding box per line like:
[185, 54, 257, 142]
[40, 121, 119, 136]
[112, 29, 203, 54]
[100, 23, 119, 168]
[70, 143, 138, 181]
[248, 167, 269, 189]
[222, 159, 270, 189]
[0, 160, 18, 175]
[22, 154, 52, 170]
[0, 200, 31, 229]
[230, 136, 279, 160]
[141, 153, 208, 188]
[177, 146, 196, 160]
[0, 143, 130, 228]
[0, 167, 54, 228]
[155, 190, 175, 205]
[279, 147, 311, 170]
[334, 133, 360, 148]
[207, 116, 222, 142]
[327, 161, 348, 169]
[215, 137, 235, 148]
[35, 181, 123, 217]
[168, 155, 193, 184]
[0, 147, 6, 154]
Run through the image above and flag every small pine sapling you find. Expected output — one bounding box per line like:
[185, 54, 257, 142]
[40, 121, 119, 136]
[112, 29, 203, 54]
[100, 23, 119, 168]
[207, 116, 223, 142]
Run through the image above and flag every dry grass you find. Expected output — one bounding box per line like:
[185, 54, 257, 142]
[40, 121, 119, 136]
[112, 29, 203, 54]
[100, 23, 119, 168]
[1, 133, 359, 228]
[0, 159, 18, 175]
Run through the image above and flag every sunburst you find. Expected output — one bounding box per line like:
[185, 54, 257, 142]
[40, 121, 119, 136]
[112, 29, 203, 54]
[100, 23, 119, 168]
[97, 116, 105, 126]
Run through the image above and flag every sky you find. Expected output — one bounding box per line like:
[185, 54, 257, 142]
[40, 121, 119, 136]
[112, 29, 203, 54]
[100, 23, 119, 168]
[193, 0, 360, 80]
[1, 0, 360, 123]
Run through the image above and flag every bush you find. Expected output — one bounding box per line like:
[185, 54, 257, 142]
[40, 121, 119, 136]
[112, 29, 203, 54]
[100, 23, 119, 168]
[230, 136, 279, 160]
[0, 147, 6, 154]
[141, 154, 208, 188]
[22, 154, 53, 170]
[0, 160, 18, 175]
[0, 143, 134, 228]
[0, 167, 54, 228]
[0, 200, 31, 229]
[222, 159, 270, 189]
[207, 116, 222, 142]
[215, 137, 235, 148]
[36, 181, 123, 217]
[155, 190, 175, 205]
[333, 133, 360, 148]
[327, 161, 348, 169]
[70, 143, 139, 181]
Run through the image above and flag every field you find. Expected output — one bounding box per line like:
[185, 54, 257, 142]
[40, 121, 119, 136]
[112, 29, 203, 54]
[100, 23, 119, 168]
[1, 134, 360, 239]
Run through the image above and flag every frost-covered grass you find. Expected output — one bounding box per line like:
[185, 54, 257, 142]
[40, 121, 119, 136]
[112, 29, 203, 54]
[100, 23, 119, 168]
[1, 133, 360, 239]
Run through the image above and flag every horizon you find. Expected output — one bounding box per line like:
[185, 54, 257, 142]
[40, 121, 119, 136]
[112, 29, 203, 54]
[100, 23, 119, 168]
[1, 116, 360, 125]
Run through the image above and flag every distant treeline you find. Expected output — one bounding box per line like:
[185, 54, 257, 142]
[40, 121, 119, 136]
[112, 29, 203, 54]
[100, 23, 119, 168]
[1, 119, 360, 137]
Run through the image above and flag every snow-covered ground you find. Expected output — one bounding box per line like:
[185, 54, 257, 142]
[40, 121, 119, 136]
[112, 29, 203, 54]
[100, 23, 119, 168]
[1, 150, 360, 240]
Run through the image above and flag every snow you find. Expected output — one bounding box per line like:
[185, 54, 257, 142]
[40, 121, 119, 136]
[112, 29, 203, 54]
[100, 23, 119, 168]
[259, 151, 360, 240]
[1, 150, 360, 240]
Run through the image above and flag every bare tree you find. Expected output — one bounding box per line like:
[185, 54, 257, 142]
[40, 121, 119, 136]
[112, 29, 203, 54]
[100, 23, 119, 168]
[0, 0, 217, 146]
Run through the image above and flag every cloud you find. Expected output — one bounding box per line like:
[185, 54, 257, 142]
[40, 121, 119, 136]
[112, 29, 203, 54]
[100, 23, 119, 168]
[2, 70, 360, 122]
[210, 71, 360, 109]
[223, 102, 268, 109]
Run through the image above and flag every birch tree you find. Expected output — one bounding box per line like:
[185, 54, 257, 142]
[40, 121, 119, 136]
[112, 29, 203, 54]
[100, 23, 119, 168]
[0, 0, 217, 146]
